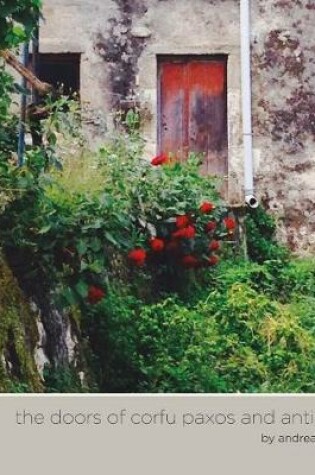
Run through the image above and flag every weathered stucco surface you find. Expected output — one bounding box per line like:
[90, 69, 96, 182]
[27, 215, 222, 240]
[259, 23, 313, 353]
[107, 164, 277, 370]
[40, 0, 315, 254]
[251, 0, 315, 253]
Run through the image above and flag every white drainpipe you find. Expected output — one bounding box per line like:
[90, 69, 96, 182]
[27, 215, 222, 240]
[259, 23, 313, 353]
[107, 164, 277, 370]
[240, 0, 258, 208]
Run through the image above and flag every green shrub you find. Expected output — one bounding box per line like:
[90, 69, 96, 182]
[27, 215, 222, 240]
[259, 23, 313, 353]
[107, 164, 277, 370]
[43, 364, 85, 393]
[85, 289, 142, 392]
[210, 284, 315, 392]
[276, 259, 315, 300]
[1, 83, 314, 395]
[0, 120, 234, 307]
[0, 65, 18, 162]
[88, 280, 315, 393]
[245, 206, 289, 263]
[210, 257, 315, 303]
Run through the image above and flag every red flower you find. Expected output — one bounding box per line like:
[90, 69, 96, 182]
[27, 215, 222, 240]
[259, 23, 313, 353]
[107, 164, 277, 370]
[151, 153, 168, 166]
[224, 217, 236, 231]
[172, 225, 196, 239]
[182, 225, 196, 239]
[206, 255, 219, 266]
[209, 240, 220, 251]
[128, 248, 147, 266]
[182, 255, 199, 268]
[88, 285, 105, 305]
[176, 214, 190, 229]
[200, 201, 215, 214]
[150, 238, 165, 252]
[205, 221, 217, 233]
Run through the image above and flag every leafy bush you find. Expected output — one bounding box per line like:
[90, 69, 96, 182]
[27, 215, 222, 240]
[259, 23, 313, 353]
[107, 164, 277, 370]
[0, 65, 18, 161]
[92, 282, 315, 393]
[245, 206, 289, 263]
[43, 364, 86, 393]
[0, 67, 313, 394]
[0, 118, 235, 308]
[85, 289, 142, 392]
[276, 259, 315, 299]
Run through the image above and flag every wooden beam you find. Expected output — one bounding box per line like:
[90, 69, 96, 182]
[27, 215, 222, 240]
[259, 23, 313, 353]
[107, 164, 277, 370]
[0, 49, 53, 96]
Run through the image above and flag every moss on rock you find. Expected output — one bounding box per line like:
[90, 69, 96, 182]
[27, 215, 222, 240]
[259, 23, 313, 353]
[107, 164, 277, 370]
[0, 252, 43, 392]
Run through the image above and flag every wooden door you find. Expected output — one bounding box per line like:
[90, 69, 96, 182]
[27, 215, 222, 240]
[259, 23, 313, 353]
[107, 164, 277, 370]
[158, 56, 227, 176]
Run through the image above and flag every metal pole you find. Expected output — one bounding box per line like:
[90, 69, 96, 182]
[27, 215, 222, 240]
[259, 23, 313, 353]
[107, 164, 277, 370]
[240, 0, 256, 203]
[32, 20, 40, 105]
[17, 42, 29, 166]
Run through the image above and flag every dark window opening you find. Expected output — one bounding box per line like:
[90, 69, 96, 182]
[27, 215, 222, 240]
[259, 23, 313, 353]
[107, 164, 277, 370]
[30, 53, 81, 96]
[26, 53, 81, 147]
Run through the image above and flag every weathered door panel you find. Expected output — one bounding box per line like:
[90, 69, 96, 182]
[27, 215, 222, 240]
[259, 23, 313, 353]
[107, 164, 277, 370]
[159, 62, 186, 160]
[188, 61, 227, 175]
[158, 57, 227, 177]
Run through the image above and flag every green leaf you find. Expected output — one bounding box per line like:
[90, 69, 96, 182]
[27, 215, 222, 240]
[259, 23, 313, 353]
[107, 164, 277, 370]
[82, 219, 102, 230]
[75, 280, 88, 298]
[80, 260, 88, 271]
[76, 240, 87, 255]
[12, 25, 26, 38]
[62, 287, 77, 306]
[105, 231, 118, 246]
[88, 260, 103, 274]
[90, 238, 102, 252]
[37, 224, 51, 234]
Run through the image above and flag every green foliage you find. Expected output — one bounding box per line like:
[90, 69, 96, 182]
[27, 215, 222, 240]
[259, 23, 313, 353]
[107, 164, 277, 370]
[208, 284, 315, 393]
[80, 256, 315, 393]
[1, 93, 314, 394]
[0, 0, 41, 49]
[0, 64, 18, 162]
[289, 297, 315, 335]
[0, 112, 231, 310]
[276, 259, 315, 299]
[245, 206, 289, 263]
[98, 144, 234, 293]
[93, 280, 315, 393]
[0, 60, 313, 394]
[131, 296, 224, 393]
[86, 289, 141, 392]
[0, 253, 42, 392]
[7, 381, 31, 392]
[211, 258, 315, 304]
[0, 100, 118, 307]
[43, 364, 86, 393]
[0, 0, 42, 210]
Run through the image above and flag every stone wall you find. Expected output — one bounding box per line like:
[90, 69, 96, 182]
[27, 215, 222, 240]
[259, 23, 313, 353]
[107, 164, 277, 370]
[40, 0, 315, 253]
[251, 0, 315, 253]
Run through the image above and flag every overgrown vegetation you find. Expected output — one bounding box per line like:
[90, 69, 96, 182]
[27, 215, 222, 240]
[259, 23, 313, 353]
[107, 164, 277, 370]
[245, 206, 289, 263]
[0, 0, 314, 393]
[0, 66, 18, 163]
[0, 256, 42, 392]
[1, 108, 314, 393]
[82, 248, 314, 393]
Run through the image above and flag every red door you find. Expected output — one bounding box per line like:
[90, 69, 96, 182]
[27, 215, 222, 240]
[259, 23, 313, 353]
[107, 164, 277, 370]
[158, 56, 228, 176]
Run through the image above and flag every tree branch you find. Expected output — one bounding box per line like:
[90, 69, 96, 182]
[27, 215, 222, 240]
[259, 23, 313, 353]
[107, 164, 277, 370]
[0, 49, 53, 96]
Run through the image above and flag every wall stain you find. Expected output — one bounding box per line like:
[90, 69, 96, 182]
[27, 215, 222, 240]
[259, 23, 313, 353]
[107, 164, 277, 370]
[94, 0, 149, 108]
